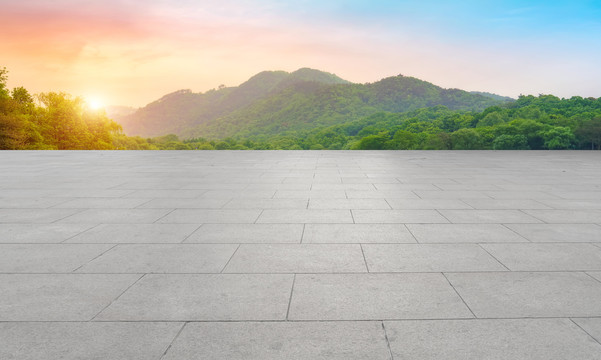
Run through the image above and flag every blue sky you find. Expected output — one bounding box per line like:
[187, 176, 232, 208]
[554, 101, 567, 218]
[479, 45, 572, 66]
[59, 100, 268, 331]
[2, 0, 600, 106]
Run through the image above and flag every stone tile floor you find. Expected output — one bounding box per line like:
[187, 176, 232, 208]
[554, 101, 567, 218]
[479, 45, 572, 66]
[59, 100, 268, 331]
[1, 150, 601, 359]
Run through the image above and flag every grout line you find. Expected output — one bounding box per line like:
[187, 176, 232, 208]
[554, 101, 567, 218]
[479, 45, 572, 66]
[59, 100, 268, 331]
[411, 190, 422, 199]
[300, 224, 306, 244]
[159, 322, 188, 360]
[570, 318, 601, 347]
[152, 209, 176, 224]
[381, 321, 396, 360]
[442, 272, 477, 319]
[181, 223, 204, 244]
[477, 244, 512, 271]
[349, 209, 356, 224]
[285, 274, 297, 321]
[60, 223, 100, 243]
[518, 209, 547, 224]
[434, 209, 452, 224]
[383, 198, 393, 210]
[134, 198, 155, 209]
[359, 244, 370, 272]
[71, 244, 119, 272]
[90, 273, 146, 321]
[220, 244, 241, 273]
[403, 224, 420, 244]
[500, 224, 532, 242]
[585, 272, 601, 285]
[254, 209, 264, 224]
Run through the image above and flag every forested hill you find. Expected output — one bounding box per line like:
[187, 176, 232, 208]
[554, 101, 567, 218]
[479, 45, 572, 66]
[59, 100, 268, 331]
[116, 68, 509, 138]
[117, 68, 350, 137]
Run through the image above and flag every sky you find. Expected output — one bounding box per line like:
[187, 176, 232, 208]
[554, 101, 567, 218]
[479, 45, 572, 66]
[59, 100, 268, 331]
[2, 0, 601, 107]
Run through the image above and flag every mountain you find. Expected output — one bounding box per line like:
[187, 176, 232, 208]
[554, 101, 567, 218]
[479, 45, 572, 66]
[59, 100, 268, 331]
[470, 91, 515, 102]
[115, 68, 510, 139]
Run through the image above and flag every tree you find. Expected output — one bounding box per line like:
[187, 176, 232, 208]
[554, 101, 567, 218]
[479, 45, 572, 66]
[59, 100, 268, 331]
[451, 128, 482, 150]
[493, 134, 529, 150]
[575, 117, 601, 149]
[540, 126, 575, 149]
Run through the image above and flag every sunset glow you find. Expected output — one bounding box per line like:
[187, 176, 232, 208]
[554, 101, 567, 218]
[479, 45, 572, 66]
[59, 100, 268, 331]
[2, 0, 600, 107]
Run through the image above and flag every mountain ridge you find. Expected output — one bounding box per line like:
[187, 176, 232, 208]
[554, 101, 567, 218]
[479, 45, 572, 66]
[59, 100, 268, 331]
[115, 68, 510, 138]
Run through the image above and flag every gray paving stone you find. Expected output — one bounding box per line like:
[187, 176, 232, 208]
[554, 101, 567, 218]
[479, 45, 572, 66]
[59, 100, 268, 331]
[65, 223, 200, 243]
[308, 198, 390, 209]
[0, 274, 140, 321]
[362, 244, 507, 272]
[123, 189, 206, 198]
[352, 210, 449, 223]
[413, 190, 491, 199]
[0, 209, 82, 223]
[77, 244, 237, 273]
[96, 274, 293, 321]
[223, 198, 308, 209]
[302, 224, 416, 243]
[461, 199, 551, 209]
[481, 243, 601, 271]
[505, 224, 601, 242]
[274, 190, 347, 199]
[185, 223, 303, 243]
[386, 198, 473, 209]
[446, 272, 601, 318]
[288, 273, 473, 320]
[136, 197, 229, 209]
[537, 199, 601, 210]
[0, 244, 113, 272]
[52, 198, 151, 208]
[0, 322, 183, 360]
[0, 224, 93, 243]
[573, 318, 601, 345]
[589, 272, 601, 282]
[157, 209, 261, 223]
[439, 209, 543, 223]
[0, 197, 71, 208]
[406, 224, 527, 243]
[385, 319, 601, 360]
[257, 209, 353, 223]
[223, 244, 366, 273]
[58, 209, 171, 223]
[523, 210, 601, 223]
[162, 321, 391, 360]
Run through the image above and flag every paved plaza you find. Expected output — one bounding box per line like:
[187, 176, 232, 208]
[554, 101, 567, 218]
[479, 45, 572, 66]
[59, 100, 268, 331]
[1, 150, 601, 359]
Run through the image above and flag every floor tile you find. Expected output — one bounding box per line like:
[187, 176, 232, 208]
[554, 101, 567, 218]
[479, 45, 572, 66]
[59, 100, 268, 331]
[362, 244, 507, 272]
[0, 244, 113, 272]
[0, 274, 140, 321]
[223, 244, 366, 273]
[77, 244, 237, 273]
[406, 224, 527, 243]
[505, 224, 601, 242]
[446, 272, 601, 318]
[302, 224, 416, 243]
[352, 210, 449, 224]
[481, 243, 601, 271]
[185, 224, 303, 243]
[385, 319, 601, 360]
[257, 210, 353, 223]
[96, 274, 293, 321]
[0, 322, 183, 360]
[162, 321, 391, 360]
[288, 273, 473, 320]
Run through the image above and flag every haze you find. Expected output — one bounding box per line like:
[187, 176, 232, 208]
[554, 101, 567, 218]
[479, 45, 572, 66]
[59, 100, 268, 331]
[2, 0, 600, 107]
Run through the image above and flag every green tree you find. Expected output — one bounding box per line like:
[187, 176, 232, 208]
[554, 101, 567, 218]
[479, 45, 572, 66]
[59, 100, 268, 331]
[540, 126, 575, 149]
[493, 134, 529, 150]
[451, 128, 482, 150]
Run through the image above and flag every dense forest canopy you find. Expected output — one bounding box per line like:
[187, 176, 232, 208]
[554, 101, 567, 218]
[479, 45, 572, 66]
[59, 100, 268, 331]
[1, 66, 600, 150]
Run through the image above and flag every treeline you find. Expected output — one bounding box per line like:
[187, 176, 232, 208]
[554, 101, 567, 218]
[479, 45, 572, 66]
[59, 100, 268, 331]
[164, 95, 601, 150]
[0, 68, 153, 150]
[1, 67, 600, 150]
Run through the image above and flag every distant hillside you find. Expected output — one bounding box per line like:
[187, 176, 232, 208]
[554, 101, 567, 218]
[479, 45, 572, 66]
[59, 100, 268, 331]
[115, 68, 509, 138]
[471, 91, 515, 102]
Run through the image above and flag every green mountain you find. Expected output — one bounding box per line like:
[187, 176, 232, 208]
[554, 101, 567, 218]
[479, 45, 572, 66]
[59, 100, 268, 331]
[116, 68, 509, 138]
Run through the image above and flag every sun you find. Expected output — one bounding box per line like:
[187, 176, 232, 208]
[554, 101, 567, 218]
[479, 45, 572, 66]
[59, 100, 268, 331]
[86, 97, 104, 110]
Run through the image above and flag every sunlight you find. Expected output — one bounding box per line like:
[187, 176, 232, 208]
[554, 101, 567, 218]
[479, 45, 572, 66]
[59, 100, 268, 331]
[86, 96, 104, 110]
